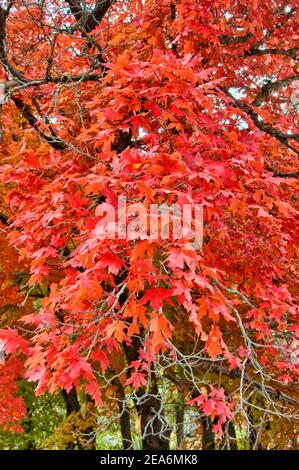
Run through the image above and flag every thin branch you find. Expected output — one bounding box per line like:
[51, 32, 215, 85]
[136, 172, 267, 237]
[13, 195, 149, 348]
[12, 95, 67, 150]
[252, 75, 299, 107]
[221, 86, 299, 156]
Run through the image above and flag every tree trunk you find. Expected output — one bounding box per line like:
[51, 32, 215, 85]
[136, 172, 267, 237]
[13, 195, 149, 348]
[221, 421, 238, 450]
[201, 417, 215, 450]
[124, 336, 171, 450]
[137, 375, 171, 450]
[82, 396, 97, 449]
[62, 386, 80, 414]
[61, 386, 80, 449]
[175, 403, 185, 448]
[114, 379, 133, 450]
[61, 386, 96, 449]
[115, 271, 171, 450]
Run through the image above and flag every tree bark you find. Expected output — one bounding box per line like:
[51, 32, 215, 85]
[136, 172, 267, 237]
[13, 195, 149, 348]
[201, 417, 215, 450]
[62, 386, 80, 415]
[175, 403, 185, 448]
[114, 379, 133, 450]
[61, 386, 96, 449]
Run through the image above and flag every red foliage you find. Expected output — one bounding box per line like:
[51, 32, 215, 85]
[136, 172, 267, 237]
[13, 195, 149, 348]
[0, 0, 298, 438]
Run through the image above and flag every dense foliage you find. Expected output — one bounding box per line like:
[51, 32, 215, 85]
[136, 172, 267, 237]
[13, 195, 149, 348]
[0, 0, 298, 450]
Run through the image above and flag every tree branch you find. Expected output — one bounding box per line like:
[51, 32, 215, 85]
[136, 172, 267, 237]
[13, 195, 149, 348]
[12, 95, 67, 151]
[246, 46, 298, 59]
[219, 31, 253, 45]
[221, 87, 299, 156]
[65, 0, 114, 33]
[252, 75, 299, 107]
[266, 168, 299, 178]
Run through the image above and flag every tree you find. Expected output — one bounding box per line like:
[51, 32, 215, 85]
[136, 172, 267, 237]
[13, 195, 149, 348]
[0, 0, 298, 450]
